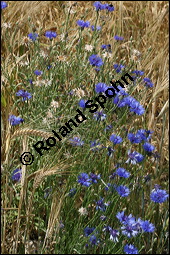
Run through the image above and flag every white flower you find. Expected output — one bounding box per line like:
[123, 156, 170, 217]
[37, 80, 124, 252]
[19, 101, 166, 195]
[51, 100, 59, 108]
[46, 111, 53, 119]
[85, 44, 94, 52]
[2, 23, 11, 29]
[78, 207, 88, 216]
[102, 52, 112, 58]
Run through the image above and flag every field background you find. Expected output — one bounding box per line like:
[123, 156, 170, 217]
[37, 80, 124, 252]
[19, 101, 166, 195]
[1, 1, 169, 254]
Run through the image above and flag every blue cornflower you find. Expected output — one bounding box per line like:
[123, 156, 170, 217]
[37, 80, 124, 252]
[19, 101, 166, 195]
[136, 129, 147, 141]
[121, 223, 139, 238]
[127, 133, 142, 144]
[68, 188, 77, 197]
[95, 82, 108, 93]
[143, 77, 154, 88]
[113, 64, 125, 73]
[34, 70, 43, 75]
[95, 197, 109, 211]
[101, 44, 111, 51]
[89, 235, 99, 245]
[105, 4, 114, 12]
[107, 147, 114, 157]
[47, 65, 52, 70]
[78, 173, 92, 187]
[28, 33, 38, 41]
[110, 134, 123, 144]
[126, 150, 144, 164]
[89, 173, 101, 183]
[143, 142, 155, 152]
[140, 220, 155, 233]
[78, 99, 87, 108]
[116, 211, 128, 224]
[77, 20, 90, 28]
[116, 185, 130, 197]
[93, 1, 106, 11]
[8, 115, 24, 126]
[129, 99, 145, 115]
[84, 226, 95, 236]
[132, 70, 144, 76]
[103, 225, 112, 232]
[116, 168, 130, 178]
[124, 244, 139, 254]
[16, 89, 32, 101]
[90, 140, 102, 151]
[89, 54, 103, 67]
[93, 111, 106, 121]
[69, 137, 84, 146]
[11, 168, 22, 182]
[91, 25, 101, 31]
[29, 79, 33, 85]
[1, 1, 7, 9]
[109, 229, 119, 242]
[45, 31, 57, 39]
[114, 35, 124, 41]
[150, 188, 169, 203]
[104, 183, 112, 191]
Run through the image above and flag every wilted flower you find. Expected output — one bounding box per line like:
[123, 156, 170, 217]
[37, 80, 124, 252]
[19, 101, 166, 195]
[85, 44, 94, 52]
[78, 207, 88, 216]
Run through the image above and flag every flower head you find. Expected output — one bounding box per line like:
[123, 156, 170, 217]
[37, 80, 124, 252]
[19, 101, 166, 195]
[116, 185, 130, 197]
[116, 168, 130, 178]
[78, 99, 87, 108]
[143, 142, 155, 152]
[11, 168, 22, 182]
[1, 1, 7, 9]
[84, 226, 95, 236]
[77, 20, 90, 28]
[113, 64, 125, 73]
[109, 229, 119, 242]
[16, 89, 32, 101]
[93, 111, 106, 121]
[143, 77, 154, 88]
[78, 173, 92, 187]
[93, 1, 106, 11]
[95, 197, 109, 211]
[110, 134, 123, 144]
[140, 220, 155, 233]
[8, 115, 24, 126]
[28, 33, 38, 41]
[91, 25, 101, 31]
[69, 137, 84, 146]
[150, 188, 169, 203]
[78, 207, 88, 216]
[89, 54, 103, 67]
[89, 173, 101, 183]
[95, 82, 108, 93]
[45, 31, 57, 39]
[127, 133, 142, 144]
[126, 150, 144, 164]
[34, 70, 43, 76]
[114, 35, 124, 41]
[105, 4, 114, 12]
[124, 244, 138, 254]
